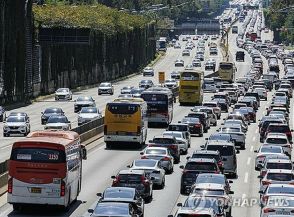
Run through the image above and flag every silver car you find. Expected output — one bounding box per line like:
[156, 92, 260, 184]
[140, 147, 174, 173]
[78, 107, 102, 126]
[255, 145, 286, 170]
[261, 196, 294, 216]
[44, 115, 71, 130]
[98, 82, 114, 95]
[55, 88, 72, 101]
[120, 86, 134, 94]
[218, 125, 246, 149]
[143, 67, 154, 76]
[3, 115, 30, 137]
[129, 159, 165, 188]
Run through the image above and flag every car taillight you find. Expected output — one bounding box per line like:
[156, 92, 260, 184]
[263, 208, 275, 213]
[113, 176, 120, 186]
[8, 178, 12, 194]
[262, 195, 269, 203]
[60, 180, 65, 197]
[195, 124, 201, 128]
[141, 156, 147, 159]
[262, 180, 271, 186]
[170, 145, 177, 150]
[286, 131, 292, 136]
[163, 156, 170, 161]
[137, 126, 141, 135]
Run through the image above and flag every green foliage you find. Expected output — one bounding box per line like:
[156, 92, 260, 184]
[33, 4, 149, 35]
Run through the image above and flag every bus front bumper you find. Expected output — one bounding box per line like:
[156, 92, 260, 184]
[104, 135, 141, 143]
[8, 194, 65, 206]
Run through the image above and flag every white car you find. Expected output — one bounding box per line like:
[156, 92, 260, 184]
[143, 67, 154, 76]
[98, 82, 114, 95]
[202, 101, 221, 119]
[260, 184, 294, 207]
[218, 125, 246, 149]
[129, 159, 165, 188]
[203, 78, 217, 92]
[55, 88, 72, 100]
[254, 87, 267, 100]
[255, 145, 286, 170]
[78, 107, 102, 126]
[164, 79, 178, 89]
[261, 196, 294, 216]
[182, 49, 190, 56]
[120, 86, 134, 94]
[3, 116, 30, 137]
[264, 133, 292, 156]
[163, 131, 189, 154]
[175, 59, 184, 67]
[44, 115, 71, 130]
[140, 147, 174, 173]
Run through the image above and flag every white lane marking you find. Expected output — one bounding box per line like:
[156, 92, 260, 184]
[247, 157, 251, 165]
[244, 172, 249, 183]
[253, 136, 256, 142]
[250, 146, 254, 152]
[255, 129, 258, 133]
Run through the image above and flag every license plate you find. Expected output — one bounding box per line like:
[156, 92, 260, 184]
[276, 211, 290, 215]
[31, 187, 41, 193]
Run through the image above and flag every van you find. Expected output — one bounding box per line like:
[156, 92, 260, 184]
[202, 140, 238, 178]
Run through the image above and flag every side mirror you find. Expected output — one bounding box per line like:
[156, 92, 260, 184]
[221, 123, 224, 125]
[177, 203, 183, 207]
[291, 129, 294, 132]
[126, 165, 131, 168]
[229, 180, 233, 183]
[150, 177, 155, 181]
[254, 150, 258, 153]
[200, 145, 205, 149]
[111, 175, 116, 179]
[205, 138, 208, 140]
[149, 140, 153, 143]
[236, 150, 240, 154]
[258, 190, 263, 194]
[179, 165, 184, 169]
[88, 209, 94, 213]
[41, 112, 44, 115]
[222, 157, 227, 161]
[167, 215, 174, 217]
[178, 121, 181, 123]
[140, 152, 144, 155]
[81, 145, 87, 160]
[96, 193, 102, 197]
[186, 156, 191, 160]
[229, 190, 234, 194]
[258, 175, 262, 179]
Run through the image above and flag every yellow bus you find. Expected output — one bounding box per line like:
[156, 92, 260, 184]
[218, 62, 236, 83]
[104, 98, 147, 148]
[179, 70, 203, 105]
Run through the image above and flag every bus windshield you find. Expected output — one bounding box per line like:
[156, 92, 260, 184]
[141, 94, 168, 112]
[181, 71, 200, 81]
[219, 63, 233, 70]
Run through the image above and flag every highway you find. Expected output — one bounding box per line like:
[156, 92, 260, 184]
[0, 6, 288, 217]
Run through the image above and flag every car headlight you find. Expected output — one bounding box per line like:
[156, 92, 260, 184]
[3, 126, 9, 130]
[42, 116, 47, 119]
[20, 126, 26, 129]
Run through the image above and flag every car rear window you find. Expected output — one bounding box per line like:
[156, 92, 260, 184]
[191, 154, 221, 161]
[168, 125, 188, 131]
[268, 125, 290, 133]
[267, 173, 294, 181]
[118, 174, 142, 183]
[153, 138, 175, 144]
[268, 186, 294, 194]
[185, 162, 217, 171]
[206, 145, 234, 156]
[266, 138, 288, 144]
[266, 163, 292, 170]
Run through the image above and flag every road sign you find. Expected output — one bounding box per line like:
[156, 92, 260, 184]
[158, 71, 165, 84]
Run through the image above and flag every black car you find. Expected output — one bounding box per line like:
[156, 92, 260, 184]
[186, 112, 210, 133]
[41, 107, 64, 125]
[181, 117, 203, 136]
[0, 106, 6, 122]
[236, 51, 245, 62]
[180, 158, 221, 194]
[88, 202, 138, 217]
[96, 187, 144, 217]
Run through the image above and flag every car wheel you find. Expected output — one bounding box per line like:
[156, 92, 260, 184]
[213, 121, 217, 126]
[199, 133, 203, 137]
[3, 133, 7, 137]
[204, 128, 208, 133]
[183, 149, 188, 155]
[106, 142, 112, 149]
[160, 177, 165, 189]
[168, 166, 174, 174]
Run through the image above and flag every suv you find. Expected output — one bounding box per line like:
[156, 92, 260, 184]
[180, 158, 221, 194]
[148, 136, 180, 163]
[265, 123, 293, 143]
[3, 115, 30, 137]
[142, 67, 154, 76]
[187, 112, 210, 133]
[111, 170, 153, 202]
[74, 96, 96, 113]
[167, 123, 191, 147]
[245, 92, 260, 104]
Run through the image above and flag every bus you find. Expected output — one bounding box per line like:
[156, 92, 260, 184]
[7, 131, 87, 211]
[157, 37, 167, 52]
[218, 62, 236, 83]
[141, 87, 174, 125]
[104, 98, 147, 148]
[179, 70, 203, 105]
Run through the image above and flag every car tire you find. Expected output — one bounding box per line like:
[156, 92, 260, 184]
[231, 172, 237, 179]
[180, 187, 186, 195]
[213, 121, 217, 126]
[183, 149, 188, 155]
[160, 177, 165, 189]
[199, 133, 203, 137]
[227, 208, 232, 217]
[110, 91, 114, 95]
[106, 142, 112, 149]
[3, 133, 7, 137]
[204, 128, 208, 133]
[168, 166, 174, 174]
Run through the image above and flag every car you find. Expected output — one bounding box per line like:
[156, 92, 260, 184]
[186, 112, 210, 133]
[174, 43, 181, 49]
[205, 61, 216, 71]
[3, 115, 30, 137]
[218, 125, 246, 149]
[264, 133, 292, 156]
[121, 86, 134, 94]
[77, 107, 102, 126]
[265, 123, 293, 143]
[139, 80, 154, 89]
[55, 88, 72, 100]
[98, 82, 114, 95]
[192, 106, 217, 126]
[259, 158, 293, 179]
[180, 158, 221, 194]
[44, 115, 71, 130]
[212, 93, 230, 106]
[96, 187, 144, 217]
[164, 79, 178, 89]
[74, 96, 96, 113]
[0, 106, 6, 122]
[171, 71, 180, 80]
[148, 136, 180, 164]
[175, 59, 184, 67]
[111, 170, 153, 202]
[182, 49, 190, 56]
[192, 59, 201, 67]
[130, 88, 145, 98]
[202, 140, 238, 178]
[212, 98, 229, 112]
[261, 196, 294, 216]
[142, 67, 154, 76]
[88, 201, 139, 217]
[163, 131, 189, 155]
[254, 87, 267, 100]
[223, 119, 247, 133]
[192, 173, 233, 194]
[203, 78, 217, 93]
[129, 159, 165, 188]
[202, 101, 221, 119]
[189, 150, 224, 173]
[260, 184, 294, 207]
[236, 51, 245, 61]
[140, 147, 174, 173]
[167, 123, 191, 147]
[255, 145, 286, 170]
[41, 107, 64, 125]
[209, 47, 218, 55]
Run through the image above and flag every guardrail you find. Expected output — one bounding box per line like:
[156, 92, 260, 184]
[0, 117, 105, 196]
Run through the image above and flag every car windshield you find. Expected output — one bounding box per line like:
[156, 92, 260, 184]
[77, 97, 92, 101]
[104, 189, 134, 199]
[56, 88, 68, 93]
[44, 108, 61, 114]
[134, 160, 157, 167]
[192, 154, 221, 161]
[6, 116, 25, 122]
[185, 162, 217, 171]
[268, 186, 294, 194]
[209, 133, 231, 141]
[193, 189, 225, 196]
[267, 173, 294, 181]
[207, 145, 234, 156]
[266, 138, 288, 144]
[47, 116, 67, 123]
[221, 127, 240, 133]
[260, 146, 282, 153]
[196, 175, 225, 185]
[94, 203, 129, 215]
[145, 149, 167, 155]
[163, 132, 182, 139]
[266, 163, 292, 170]
[80, 107, 97, 113]
[100, 83, 110, 87]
